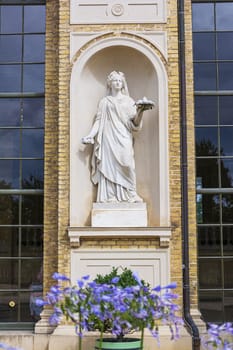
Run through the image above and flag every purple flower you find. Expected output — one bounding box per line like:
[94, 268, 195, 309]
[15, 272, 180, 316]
[52, 272, 70, 281]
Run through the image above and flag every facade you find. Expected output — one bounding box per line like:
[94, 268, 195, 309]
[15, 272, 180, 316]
[0, 0, 232, 350]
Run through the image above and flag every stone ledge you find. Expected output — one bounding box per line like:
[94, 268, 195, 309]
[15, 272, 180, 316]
[68, 226, 171, 247]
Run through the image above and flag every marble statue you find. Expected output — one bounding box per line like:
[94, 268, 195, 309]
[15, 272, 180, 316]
[82, 71, 154, 203]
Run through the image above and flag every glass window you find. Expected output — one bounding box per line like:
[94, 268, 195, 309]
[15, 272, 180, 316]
[23, 98, 44, 127]
[216, 3, 233, 31]
[24, 35, 45, 62]
[0, 129, 20, 158]
[0, 160, 20, 189]
[219, 63, 233, 90]
[219, 96, 233, 125]
[192, 3, 214, 31]
[195, 96, 218, 125]
[0, 6, 22, 34]
[223, 227, 233, 256]
[24, 6, 46, 33]
[221, 159, 233, 188]
[193, 33, 215, 61]
[22, 160, 44, 189]
[217, 32, 233, 60]
[222, 194, 233, 223]
[224, 259, 233, 288]
[0, 65, 21, 92]
[196, 158, 219, 188]
[0, 2, 45, 326]
[0, 98, 21, 126]
[194, 63, 217, 91]
[220, 127, 233, 156]
[22, 129, 44, 158]
[199, 291, 223, 322]
[199, 259, 222, 288]
[224, 291, 233, 321]
[198, 226, 221, 256]
[0, 35, 22, 62]
[195, 127, 218, 156]
[197, 194, 220, 224]
[23, 64, 45, 92]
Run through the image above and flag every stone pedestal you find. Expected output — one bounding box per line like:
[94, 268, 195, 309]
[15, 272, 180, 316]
[91, 202, 147, 227]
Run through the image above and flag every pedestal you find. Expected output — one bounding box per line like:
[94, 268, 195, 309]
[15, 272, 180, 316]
[91, 202, 148, 227]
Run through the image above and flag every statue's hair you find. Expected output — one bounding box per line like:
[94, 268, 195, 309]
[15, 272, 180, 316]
[106, 71, 129, 96]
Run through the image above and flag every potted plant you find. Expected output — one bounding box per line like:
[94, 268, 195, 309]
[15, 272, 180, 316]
[36, 267, 183, 350]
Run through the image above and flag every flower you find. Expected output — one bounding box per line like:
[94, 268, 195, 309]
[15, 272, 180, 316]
[38, 267, 183, 350]
[202, 323, 233, 350]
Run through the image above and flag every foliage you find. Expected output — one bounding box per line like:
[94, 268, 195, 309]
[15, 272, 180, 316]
[202, 323, 233, 350]
[36, 267, 183, 350]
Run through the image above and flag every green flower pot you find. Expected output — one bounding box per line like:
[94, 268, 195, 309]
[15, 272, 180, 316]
[95, 338, 142, 350]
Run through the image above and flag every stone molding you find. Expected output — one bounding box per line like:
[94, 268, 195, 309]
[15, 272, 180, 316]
[68, 226, 171, 247]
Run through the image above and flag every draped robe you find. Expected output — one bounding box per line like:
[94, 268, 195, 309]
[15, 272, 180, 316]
[91, 95, 142, 202]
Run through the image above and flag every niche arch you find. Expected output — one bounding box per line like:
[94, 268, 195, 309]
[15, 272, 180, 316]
[70, 35, 169, 227]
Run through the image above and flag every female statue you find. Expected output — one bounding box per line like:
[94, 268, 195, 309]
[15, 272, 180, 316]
[82, 71, 153, 203]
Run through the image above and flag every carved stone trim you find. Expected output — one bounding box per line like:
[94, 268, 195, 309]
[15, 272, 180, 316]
[68, 227, 171, 247]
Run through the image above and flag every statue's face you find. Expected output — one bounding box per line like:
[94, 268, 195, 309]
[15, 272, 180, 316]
[111, 75, 123, 91]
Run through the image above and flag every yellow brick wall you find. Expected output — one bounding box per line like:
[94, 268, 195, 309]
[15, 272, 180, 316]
[44, 0, 198, 311]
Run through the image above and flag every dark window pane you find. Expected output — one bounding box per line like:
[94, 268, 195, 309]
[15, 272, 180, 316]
[195, 127, 218, 156]
[216, 3, 233, 31]
[219, 63, 233, 90]
[192, 3, 214, 31]
[0, 98, 20, 126]
[193, 33, 215, 61]
[222, 194, 233, 223]
[196, 158, 219, 188]
[220, 127, 233, 156]
[224, 259, 233, 288]
[0, 292, 19, 322]
[0, 65, 21, 92]
[199, 259, 222, 288]
[0, 160, 19, 189]
[0, 6, 22, 34]
[0, 129, 20, 157]
[199, 291, 223, 322]
[0, 227, 18, 257]
[223, 226, 233, 256]
[21, 228, 43, 257]
[22, 160, 44, 189]
[0, 260, 18, 289]
[0, 195, 19, 225]
[24, 35, 45, 62]
[217, 33, 233, 60]
[29, 287, 43, 322]
[21, 259, 42, 289]
[195, 96, 218, 125]
[194, 63, 217, 91]
[224, 291, 233, 322]
[198, 226, 221, 256]
[22, 129, 44, 158]
[24, 6, 46, 33]
[23, 98, 44, 127]
[197, 194, 220, 224]
[0, 35, 22, 62]
[219, 96, 233, 125]
[23, 64, 45, 92]
[22, 195, 43, 225]
[221, 159, 233, 188]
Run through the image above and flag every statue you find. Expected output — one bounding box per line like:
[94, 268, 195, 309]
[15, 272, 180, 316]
[82, 71, 154, 203]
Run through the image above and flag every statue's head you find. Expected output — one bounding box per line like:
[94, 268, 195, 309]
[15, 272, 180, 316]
[106, 71, 129, 96]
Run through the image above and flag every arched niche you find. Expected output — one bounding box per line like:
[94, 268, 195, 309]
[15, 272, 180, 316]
[70, 36, 169, 227]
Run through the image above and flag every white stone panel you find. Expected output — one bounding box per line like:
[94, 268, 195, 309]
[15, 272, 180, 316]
[70, 249, 170, 287]
[91, 202, 148, 227]
[70, 0, 166, 24]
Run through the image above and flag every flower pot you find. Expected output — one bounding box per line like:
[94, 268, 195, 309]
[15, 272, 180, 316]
[95, 338, 142, 350]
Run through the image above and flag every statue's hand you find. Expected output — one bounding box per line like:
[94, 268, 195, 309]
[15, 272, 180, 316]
[81, 136, 95, 144]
